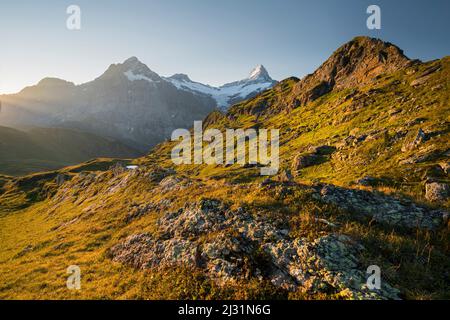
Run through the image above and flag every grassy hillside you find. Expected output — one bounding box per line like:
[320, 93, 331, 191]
[0, 126, 140, 176]
[0, 37, 448, 300]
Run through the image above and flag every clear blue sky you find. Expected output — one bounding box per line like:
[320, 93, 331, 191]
[1, 0, 449, 93]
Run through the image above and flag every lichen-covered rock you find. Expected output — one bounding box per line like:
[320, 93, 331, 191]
[110, 234, 199, 269]
[263, 234, 400, 299]
[124, 199, 172, 223]
[318, 184, 446, 229]
[425, 182, 450, 202]
[110, 199, 400, 299]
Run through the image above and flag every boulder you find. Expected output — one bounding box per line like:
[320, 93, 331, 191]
[425, 182, 450, 202]
[292, 153, 321, 171]
[292, 145, 336, 175]
[318, 184, 446, 230]
[308, 145, 336, 155]
[401, 129, 427, 152]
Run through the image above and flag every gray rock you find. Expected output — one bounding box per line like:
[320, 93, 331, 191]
[318, 184, 446, 230]
[263, 234, 400, 299]
[109, 199, 400, 299]
[308, 145, 336, 155]
[292, 153, 321, 170]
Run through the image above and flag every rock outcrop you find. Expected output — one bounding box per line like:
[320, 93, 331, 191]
[110, 199, 399, 299]
[317, 184, 446, 229]
[292, 145, 336, 174]
[290, 37, 413, 107]
[425, 182, 450, 202]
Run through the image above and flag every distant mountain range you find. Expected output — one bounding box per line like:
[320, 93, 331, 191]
[0, 58, 277, 152]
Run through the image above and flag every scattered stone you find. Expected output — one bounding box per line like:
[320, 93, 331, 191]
[431, 84, 444, 91]
[14, 245, 34, 258]
[146, 167, 176, 183]
[389, 109, 401, 116]
[315, 218, 338, 228]
[422, 165, 446, 181]
[409, 65, 440, 87]
[125, 199, 173, 223]
[243, 163, 264, 168]
[335, 134, 367, 150]
[399, 145, 443, 165]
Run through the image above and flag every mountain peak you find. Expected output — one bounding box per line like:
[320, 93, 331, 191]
[122, 56, 142, 67]
[98, 57, 161, 82]
[291, 36, 414, 106]
[121, 56, 153, 73]
[248, 65, 271, 81]
[36, 77, 75, 87]
[326, 36, 412, 80]
[168, 73, 192, 82]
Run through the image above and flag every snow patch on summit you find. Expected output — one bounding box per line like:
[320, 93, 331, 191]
[124, 70, 156, 83]
[164, 65, 277, 109]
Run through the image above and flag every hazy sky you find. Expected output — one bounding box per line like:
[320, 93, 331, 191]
[1, 0, 449, 93]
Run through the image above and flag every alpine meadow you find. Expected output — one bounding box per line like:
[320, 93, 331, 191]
[0, 1, 449, 303]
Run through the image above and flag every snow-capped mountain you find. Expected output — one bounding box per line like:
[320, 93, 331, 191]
[0, 57, 216, 151]
[0, 58, 277, 151]
[164, 65, 277, 109]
